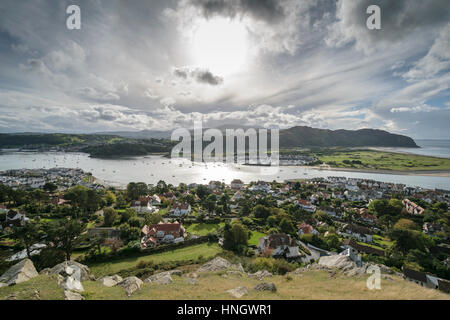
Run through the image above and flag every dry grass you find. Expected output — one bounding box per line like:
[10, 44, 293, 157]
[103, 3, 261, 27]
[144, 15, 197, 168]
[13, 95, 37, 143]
[3, 269, 447, 300]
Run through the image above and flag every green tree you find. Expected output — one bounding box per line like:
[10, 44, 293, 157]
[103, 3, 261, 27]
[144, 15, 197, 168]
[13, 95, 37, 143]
[119, 223, 141, 243]
[253, 204, 270, 219]
[104, 191, 116, 206]
[120, 208, 137, 223]
[223, 221, 248, 252]
[48, 219, 85, 260]
[43, 182, 58, 193]
[280, 217, 295, 234]
[12, 221, 43, 259]
[393, 218, 417, 230]
[103, 207, 118, 227]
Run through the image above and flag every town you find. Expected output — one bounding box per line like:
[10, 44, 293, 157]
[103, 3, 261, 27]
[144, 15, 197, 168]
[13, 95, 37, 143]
[0, 167, 449, 299]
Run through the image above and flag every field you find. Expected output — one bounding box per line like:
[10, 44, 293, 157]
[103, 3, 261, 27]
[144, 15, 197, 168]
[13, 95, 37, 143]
[317, 150, 450, 171]
[1, 269, 448, 300]
[248, 231, 266, 246]
[88, 243, 222, 277]
[185, 223, 224, 236]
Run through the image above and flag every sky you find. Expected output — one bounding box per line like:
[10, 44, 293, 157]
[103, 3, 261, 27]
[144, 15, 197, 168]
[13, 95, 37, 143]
[0, 0, 449, 139]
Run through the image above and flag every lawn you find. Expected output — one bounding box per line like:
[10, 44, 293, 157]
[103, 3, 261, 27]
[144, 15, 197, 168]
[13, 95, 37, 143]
[372, 235, 393, 249]
[248, 231, 266, 246]
[317, 150, 450, 171]
[185, 223, 224, 236]
[88, 243, 222, 277]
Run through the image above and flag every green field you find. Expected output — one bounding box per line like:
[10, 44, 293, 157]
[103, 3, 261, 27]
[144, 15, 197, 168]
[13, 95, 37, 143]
[185, 223, 224, 236]
[248, 231, 266, 246]
[88, 243, 222, 277]
[317, 150, 450, 171]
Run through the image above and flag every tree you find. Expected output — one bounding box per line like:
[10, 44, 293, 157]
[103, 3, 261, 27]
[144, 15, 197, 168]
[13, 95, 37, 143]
[43, 182, 58, 193]
[253, 204, 270, 219]
[103, 207, 118, 227]
[145, 212, 162, 225]
[48, 219, 85, 260]
[388, 228, 432, 255]
[280, 217, 295, 234]
[120, 208, 137, 223]
[12, 221, 43, 259]
[267, 215, 277, 227]
[393, 218, 417, 230]
[156, 180, 168, 194]
[195, 185, 209, 200]
[119, 223, 141, 243]
[223, 221, 248, 252]
[64, 186, 88, 211]
[104, 191, 116, 206]
[31, 189, 48, 206]
[126, 182, 148, 200]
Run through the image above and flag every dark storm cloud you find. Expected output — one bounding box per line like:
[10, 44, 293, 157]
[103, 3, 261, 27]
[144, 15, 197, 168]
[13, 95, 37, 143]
[191, 68, 223, 85]
[173, 67, 224, 85]
[328, 0, 450, 50]
[190, 0, 285, 23]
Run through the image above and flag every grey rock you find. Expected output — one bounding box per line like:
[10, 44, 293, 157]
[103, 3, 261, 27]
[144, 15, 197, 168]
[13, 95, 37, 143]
[198, 257, 232, 272]
[0, 258, 38, 286]
[99, 275, 123, 287]
[248, 270, 273, 280]
[153, 274, 173, 285]
[254, 282, 277, 292]
[118, 276, 143, 297]
[45, 261, 90, 281]
[318, 255, 357, 272]
[145, 270, 180, 283]
[64, 290, 85, 300]
[227, 286, 248, 299]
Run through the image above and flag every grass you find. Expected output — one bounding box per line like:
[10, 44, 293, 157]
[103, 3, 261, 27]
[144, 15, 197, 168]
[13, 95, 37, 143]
[372, 235, 393, 249]
[2, 269, 449, 300]
[248, 231, 266, 246]
[185, 223, 224, 236]
[88, 243, 222, 277]
[317, 150, 450, 171]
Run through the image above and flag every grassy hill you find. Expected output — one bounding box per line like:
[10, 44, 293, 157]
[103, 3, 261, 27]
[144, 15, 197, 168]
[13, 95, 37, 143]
[1, 269, 448, 300]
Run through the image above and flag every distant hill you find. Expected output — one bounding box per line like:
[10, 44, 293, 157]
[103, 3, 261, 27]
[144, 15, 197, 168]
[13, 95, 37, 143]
[279, 126, 419, 148]
[96, 125, 419, 148]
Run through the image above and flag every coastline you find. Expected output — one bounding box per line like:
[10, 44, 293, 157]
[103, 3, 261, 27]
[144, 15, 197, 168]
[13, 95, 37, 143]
[294, 165, 450, 178]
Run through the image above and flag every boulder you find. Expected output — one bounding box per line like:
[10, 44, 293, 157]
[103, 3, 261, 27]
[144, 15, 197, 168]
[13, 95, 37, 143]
[227, 286, 248, 299]
[145, 270, 181, 283]
[118, 276, 143, 297]
[254, 282, 277, 292]
[198, 257, 244, 273]
[185, 272, 199, 279]
[198, 257, 232, 272]
[153, 274, 173, 285]
[64, 290, 85, 300]
[99, 275, 123, 287]
[248, 270, 273, 280]
[0, 258, 38, 286]
[318, 255, 357, 272]
[44, 261, 90, 281]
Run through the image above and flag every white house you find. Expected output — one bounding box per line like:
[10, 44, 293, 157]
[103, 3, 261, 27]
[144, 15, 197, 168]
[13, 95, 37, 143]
[294, 199, 316, 213]
[170, 202, 191, 216]
[340, 224, 373, 243]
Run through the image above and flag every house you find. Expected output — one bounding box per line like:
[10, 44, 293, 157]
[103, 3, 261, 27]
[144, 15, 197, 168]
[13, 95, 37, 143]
[130, 196, 158, 213]
[259, 233, 301, 260]
[340, 223, 373, 243]
[230, 179, 244, 190]
[141, 222, 186, 248]
[250, 181, 271, 193]
[150, 194, 161, 205]
[50, 196, 68, 206]
[294, 199, 316, 213]
[298, 222, 319, 236]
[208, 181, 222, 190]
[403, 268, 440, 289]
[320, 206, 341, 218]
[359, 208, 377, 224]
[0, 204, 7, 214]
[423, 222, 445, 237]
[170, 202, 191, 216]
[231, 190, 244, 202]
[3, 210, 28, 228]
[402, 199, 424, 215]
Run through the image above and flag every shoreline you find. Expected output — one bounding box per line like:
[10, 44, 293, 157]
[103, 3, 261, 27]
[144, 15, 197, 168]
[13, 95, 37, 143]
[292, 165, 450, 178]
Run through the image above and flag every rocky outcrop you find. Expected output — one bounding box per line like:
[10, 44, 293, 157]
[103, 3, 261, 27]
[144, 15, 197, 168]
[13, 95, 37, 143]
[118, 276, 143, 297]
[227, 286, 248, 298]
[145, 270, 181, 284]
[99, 275, 123, 287]
[42, 261, 90, 281]
[248, 270, 273, 280]
[318, 255, 357, 272]
[0, 259, 38, 286]
[64, 290, 85, 300]
[185, 278, 199, 285]
[254, 282, 277, 292]
[198, 257, 244, 273]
